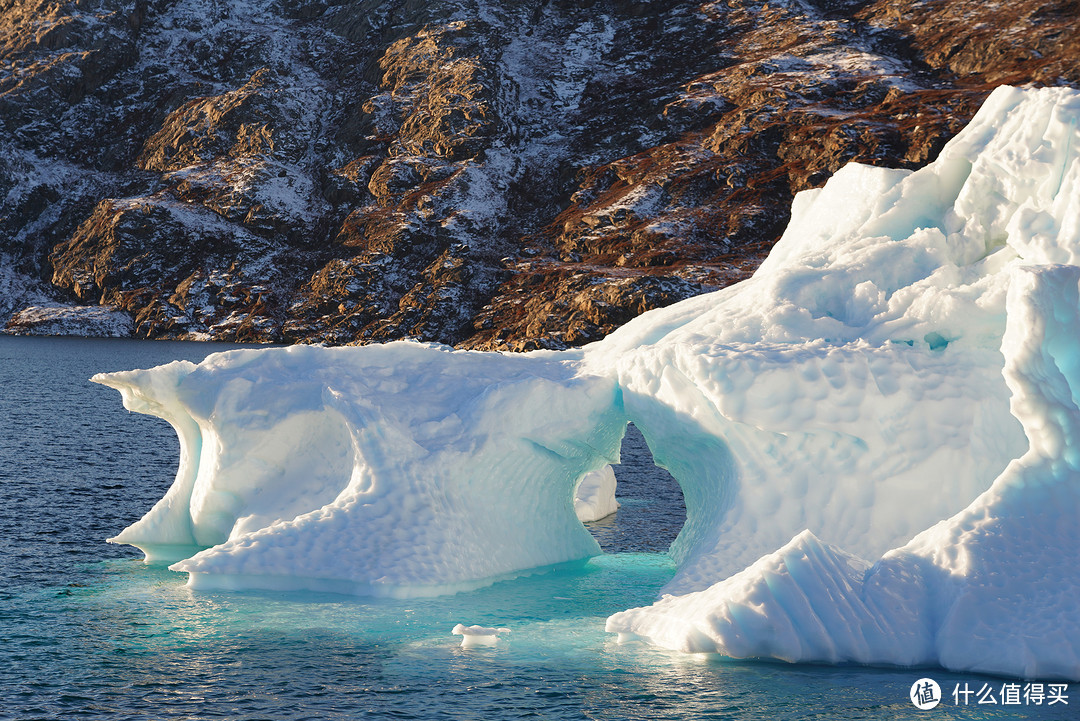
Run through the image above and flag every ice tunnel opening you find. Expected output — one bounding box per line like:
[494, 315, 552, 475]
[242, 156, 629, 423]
[583, 423, 688, 555]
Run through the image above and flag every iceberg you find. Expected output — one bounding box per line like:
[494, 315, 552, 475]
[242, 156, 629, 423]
[607, 265, 1080, 680]
[96, 85, 1080, 679]
[97, 344, 625, 596]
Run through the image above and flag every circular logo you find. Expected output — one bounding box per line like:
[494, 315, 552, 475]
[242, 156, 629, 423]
[910, 678, 941, 710]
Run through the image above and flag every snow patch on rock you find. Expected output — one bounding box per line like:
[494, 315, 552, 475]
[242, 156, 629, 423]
[5, 304, 133, 337]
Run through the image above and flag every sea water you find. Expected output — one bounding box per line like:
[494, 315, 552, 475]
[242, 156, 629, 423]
[0, 335, 1070, 720]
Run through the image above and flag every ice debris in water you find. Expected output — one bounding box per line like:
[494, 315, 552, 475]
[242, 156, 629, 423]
[452, 624, 511, 648]
[95, 85, 1080, 680]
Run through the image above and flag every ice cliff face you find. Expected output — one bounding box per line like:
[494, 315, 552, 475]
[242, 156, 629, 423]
[97, 86, 1080, 679]
[2, 0, 1077, 346]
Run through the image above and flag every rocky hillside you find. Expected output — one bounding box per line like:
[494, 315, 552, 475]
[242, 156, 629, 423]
[2, 0, 1076, 348]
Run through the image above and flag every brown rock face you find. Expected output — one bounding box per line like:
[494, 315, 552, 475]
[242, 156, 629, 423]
[859, 0, 1079, 85]
[1, 0, 1077, 346]
[49, 195, 288, 340]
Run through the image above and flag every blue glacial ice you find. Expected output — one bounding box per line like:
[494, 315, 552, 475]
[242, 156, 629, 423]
[96, 85, 1080, 680]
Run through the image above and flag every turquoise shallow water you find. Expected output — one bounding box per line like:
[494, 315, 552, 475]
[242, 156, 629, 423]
[0, 335, 1072, 719]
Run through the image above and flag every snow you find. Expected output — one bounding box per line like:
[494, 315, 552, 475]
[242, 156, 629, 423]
[5, 304, 133, 337]
[97, 85, 1080, 680]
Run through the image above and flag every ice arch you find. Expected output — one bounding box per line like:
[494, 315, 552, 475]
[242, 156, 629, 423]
[97, 85, 1080, 678]
[613, 341, 1023, 594]
[101, 339, 1003, 600]
[98, 344, 628, 596]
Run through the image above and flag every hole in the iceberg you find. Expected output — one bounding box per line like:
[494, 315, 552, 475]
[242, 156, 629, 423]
[924, 331, 950, 351]
[584, 423, 687, 554]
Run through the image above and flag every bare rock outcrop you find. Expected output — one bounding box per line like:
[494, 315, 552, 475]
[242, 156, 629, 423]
[1, 0, 1076, 347]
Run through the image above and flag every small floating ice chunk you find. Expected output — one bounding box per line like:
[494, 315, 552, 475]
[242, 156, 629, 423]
[452, 623, 511, 648]
[574, 465, 620, 522]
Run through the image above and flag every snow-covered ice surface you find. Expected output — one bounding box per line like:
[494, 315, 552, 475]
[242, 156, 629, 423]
[602, 85, 1080, 680]
[97, 86, 1080, 679]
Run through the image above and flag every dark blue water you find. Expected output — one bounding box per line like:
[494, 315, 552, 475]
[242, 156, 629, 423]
[587, 424, 687, 555]
[0, 335, 1071, 720]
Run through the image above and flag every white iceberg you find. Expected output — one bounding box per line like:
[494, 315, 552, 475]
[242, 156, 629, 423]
[96, 85, 1080, 679]
[96, 344, 625, 596]
[607, 265, 1080, 680]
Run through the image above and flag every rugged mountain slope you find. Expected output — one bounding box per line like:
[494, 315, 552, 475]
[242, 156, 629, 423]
[2, 0, 1077, 347]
